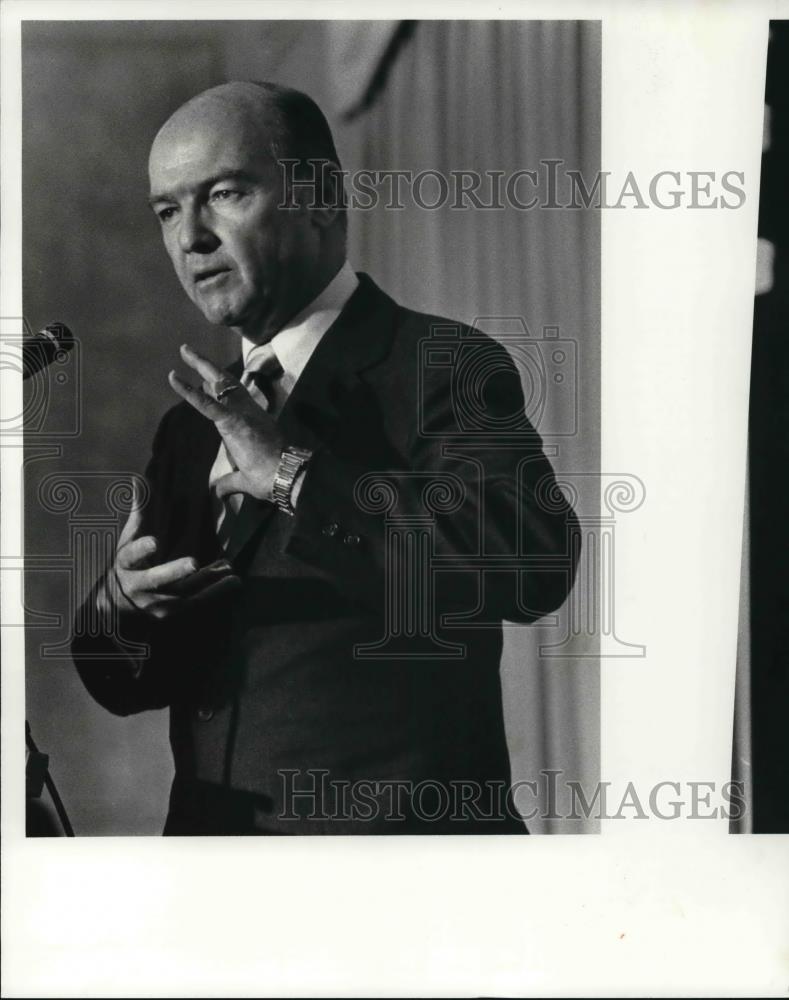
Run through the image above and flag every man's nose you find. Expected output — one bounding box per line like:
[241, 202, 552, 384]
[178, 208, 219, 254]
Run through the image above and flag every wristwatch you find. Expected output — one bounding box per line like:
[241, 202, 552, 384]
[271, 445, 313, 515]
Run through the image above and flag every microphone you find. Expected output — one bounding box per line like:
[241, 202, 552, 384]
[22, 322, 75, 381]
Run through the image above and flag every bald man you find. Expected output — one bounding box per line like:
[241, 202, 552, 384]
[71, 82, 579, 835]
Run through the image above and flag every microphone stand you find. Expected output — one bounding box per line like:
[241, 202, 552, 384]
[26, 722, 74, 836]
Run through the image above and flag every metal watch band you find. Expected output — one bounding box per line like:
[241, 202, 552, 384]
[271, 445, 313, 515]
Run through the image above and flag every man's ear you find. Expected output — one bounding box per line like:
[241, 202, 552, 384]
[309, 159, 346, 230]
[310, 204, 341, 230]
[281, 159, 345, 228]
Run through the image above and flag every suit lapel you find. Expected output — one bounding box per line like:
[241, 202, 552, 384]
[276, 273, 399, 450]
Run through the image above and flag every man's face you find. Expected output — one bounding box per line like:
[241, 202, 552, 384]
[148, 103, 315, 338]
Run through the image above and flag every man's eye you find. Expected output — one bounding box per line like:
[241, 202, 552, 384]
[210, 188, 241, 203]
[157, 206, 177, 223]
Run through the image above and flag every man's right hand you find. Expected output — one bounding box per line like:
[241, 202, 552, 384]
[97, 485, 240, 624]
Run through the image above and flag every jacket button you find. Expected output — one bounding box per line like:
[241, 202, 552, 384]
[344, 533, 362, 547]
[196, 707, 214, 722]
[322, 522, 340, 538]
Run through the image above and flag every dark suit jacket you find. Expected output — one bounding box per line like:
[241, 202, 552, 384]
[71, 274, 579, 834]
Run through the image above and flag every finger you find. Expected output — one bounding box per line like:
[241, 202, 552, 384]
[118, 478, 144, 547]
[180, 346, 259, 418]
[117, 534, 159, 570]
[179, 343, 227, 384]
[142, 555, 201, 591]
[213, 471, 249, 501]
[200, 375, 249, 406]
[168, 370, 228, 422]
[167, 560, 235, 597]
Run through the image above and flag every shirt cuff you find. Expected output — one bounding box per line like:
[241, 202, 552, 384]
[290, 464, 309, 508]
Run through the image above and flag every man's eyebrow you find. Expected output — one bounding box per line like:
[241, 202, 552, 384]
[147, 169, 258, 206]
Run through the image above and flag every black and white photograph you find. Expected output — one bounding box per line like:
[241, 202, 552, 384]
[21, 19, 601, 838]
[2, 2, 787, 997]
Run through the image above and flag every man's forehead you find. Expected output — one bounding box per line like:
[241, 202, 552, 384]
[148, 102, 277, 191]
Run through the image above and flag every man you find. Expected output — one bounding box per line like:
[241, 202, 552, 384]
[71, 81, 579, 835]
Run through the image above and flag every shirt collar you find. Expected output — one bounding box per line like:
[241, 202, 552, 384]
[242, 261, 359, 386]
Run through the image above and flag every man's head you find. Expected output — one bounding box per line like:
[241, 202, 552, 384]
[148, 81, 346, 341]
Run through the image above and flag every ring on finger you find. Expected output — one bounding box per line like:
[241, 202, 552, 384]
[213, 377, 242, 402]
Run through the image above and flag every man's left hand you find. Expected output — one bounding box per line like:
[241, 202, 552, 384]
[169, 343, 284, 502]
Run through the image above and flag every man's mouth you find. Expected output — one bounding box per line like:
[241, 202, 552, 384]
[193, 267, 230, 286]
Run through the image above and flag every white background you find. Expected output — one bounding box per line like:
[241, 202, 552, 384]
[2, 1, 787, 996]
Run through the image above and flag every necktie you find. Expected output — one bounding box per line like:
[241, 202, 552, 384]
[242, 341, 285, 412]
[209, 342, 286, 554]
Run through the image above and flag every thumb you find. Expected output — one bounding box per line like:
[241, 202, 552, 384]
[118, 477, 145, 547]
[214, 471, 248, 501]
